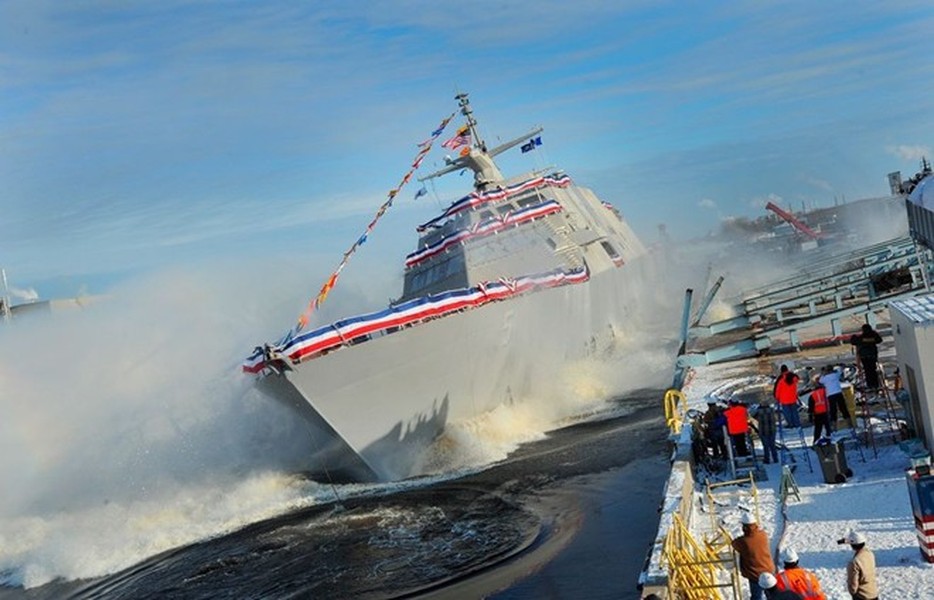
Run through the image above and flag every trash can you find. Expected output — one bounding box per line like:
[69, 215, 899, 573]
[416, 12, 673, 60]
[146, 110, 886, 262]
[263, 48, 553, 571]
[814, 441, 853, 484]
[905, 465, 934, 563]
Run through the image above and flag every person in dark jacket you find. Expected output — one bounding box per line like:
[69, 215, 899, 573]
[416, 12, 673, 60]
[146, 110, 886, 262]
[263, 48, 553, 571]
[754, 404, 779, 464]
[850, 324, 883, 390]
[703, 400, 727, 459]
[733, 512, 776, 600]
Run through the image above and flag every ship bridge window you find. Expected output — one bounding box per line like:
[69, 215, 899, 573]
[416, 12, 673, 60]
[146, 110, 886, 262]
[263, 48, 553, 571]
[516, 196, 539, 208]
[424, 261, 447, 287]
[479, 209, 494, 220]
[411, 270, 428, 291]
[496, 204, 514, 215]
[600, 241, 620, 261]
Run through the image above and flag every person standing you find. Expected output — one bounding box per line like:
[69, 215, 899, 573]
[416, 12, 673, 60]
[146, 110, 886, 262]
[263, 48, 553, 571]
[844, 531, 878, 600]
[758, 573, 805, 600]
[776, 548, 826, 599]
[807, 382, 832, 444]
[850, 324, 883, 390]
[772, 364, 789, 398]
[732, 512, 776, 600]
[703, 399, 728, 459]
[725, 400, 751, 457]
[819, 365, 854, 430]
[755, 403, 779, 464]
[774, 366, 802, 429]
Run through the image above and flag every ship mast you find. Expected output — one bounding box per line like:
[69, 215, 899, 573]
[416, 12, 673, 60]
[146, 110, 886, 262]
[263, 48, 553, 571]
[456, 92, 485, 154]
[419, 92, 543, 191]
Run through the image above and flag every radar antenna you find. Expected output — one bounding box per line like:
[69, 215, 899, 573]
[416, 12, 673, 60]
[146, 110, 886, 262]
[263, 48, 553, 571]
[419, 93, 543, 190]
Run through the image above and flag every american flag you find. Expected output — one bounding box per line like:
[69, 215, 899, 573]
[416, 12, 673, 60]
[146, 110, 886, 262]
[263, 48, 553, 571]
[442, 125, 471, 150]
[442, 133, 471, 150]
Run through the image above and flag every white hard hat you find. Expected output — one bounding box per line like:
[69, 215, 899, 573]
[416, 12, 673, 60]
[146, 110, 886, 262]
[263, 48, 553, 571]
[847, 531, 867, 544]
[781, 548, 799, 564]
[758, 572, 778, 589]
[741, 512, 756, 525]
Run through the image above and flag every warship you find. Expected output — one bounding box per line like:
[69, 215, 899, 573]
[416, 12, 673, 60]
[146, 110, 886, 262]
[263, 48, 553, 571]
[245, 93, 649, 481]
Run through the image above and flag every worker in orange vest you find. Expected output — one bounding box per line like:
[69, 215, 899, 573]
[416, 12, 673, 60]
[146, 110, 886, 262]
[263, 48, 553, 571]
[774, 365, 801, 429]
[776, 548, 826, 600]
[807, 381, 832, 444]
[724, 399, 751, 457]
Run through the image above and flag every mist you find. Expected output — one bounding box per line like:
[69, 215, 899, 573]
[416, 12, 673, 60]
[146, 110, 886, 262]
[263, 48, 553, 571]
[0, 258, 405, 587]
[0, 229, 746, 587]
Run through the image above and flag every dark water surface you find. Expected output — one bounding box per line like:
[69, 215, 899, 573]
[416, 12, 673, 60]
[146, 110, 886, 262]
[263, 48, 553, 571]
[3, 391, 669, 600]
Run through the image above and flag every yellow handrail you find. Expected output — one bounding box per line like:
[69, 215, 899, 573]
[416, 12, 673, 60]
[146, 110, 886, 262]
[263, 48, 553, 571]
[665, 388, 686, 436]
[662, 513, 741, 599]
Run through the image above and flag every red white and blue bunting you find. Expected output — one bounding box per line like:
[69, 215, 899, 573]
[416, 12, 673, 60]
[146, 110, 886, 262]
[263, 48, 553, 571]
[243, 265, 589, 374]
[404, 199, 562, 268]
[417, 173, 572, 232]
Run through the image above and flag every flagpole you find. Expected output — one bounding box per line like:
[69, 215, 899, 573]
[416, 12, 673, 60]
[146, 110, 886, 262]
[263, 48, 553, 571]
[455, 92, 485, 152]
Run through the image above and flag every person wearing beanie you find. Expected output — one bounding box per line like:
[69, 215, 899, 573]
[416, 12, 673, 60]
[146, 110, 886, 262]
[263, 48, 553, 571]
[758, 571, 805, 600]
[732, 512, 775, 600]
[850, 324, 883, 390]
[845, 531, 878, 600]
[775, 548, 825, 599]
[754, 402, 779, 464]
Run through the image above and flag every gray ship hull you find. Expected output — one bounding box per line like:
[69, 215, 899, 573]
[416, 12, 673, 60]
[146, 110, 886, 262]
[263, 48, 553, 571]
[258, 258, 651, 481]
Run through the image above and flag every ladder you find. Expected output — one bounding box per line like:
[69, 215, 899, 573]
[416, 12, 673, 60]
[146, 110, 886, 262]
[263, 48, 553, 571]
[777, 416, 813, 473]
[853, 356, 903, 458]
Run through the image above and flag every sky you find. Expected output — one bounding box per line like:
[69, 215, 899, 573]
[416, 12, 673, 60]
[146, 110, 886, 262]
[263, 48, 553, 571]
[2, 1, 933, 301]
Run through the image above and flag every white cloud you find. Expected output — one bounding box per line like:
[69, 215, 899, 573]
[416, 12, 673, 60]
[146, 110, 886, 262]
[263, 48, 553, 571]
[698, 198, 717, 209]
[885, 144, 932, 161]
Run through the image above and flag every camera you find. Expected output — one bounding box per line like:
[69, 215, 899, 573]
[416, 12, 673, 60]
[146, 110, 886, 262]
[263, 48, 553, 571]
[836, 538, 847, 545]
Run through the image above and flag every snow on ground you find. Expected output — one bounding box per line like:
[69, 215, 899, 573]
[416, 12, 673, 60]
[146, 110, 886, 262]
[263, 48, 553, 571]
[678, 359, 934, 599]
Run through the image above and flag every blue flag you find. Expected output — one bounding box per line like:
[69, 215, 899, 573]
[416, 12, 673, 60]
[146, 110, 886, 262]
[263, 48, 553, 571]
[414, 186, 428, 200]
[520, 136, 543, 153]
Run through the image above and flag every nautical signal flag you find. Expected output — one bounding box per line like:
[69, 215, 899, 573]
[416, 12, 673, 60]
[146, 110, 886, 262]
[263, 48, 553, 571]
[414, 186, 428, 199]
[520, 136, 543, 153]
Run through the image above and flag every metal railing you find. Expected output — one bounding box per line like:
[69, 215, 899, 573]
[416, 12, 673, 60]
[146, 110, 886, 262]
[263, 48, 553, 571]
[662, 513, 741, 599]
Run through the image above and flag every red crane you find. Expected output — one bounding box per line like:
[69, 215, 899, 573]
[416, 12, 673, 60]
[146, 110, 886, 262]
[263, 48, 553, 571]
[765, 201, 824, 240]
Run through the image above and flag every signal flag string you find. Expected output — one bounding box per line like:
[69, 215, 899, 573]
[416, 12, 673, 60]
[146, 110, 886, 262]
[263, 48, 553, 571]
[295, 112, 457, 332]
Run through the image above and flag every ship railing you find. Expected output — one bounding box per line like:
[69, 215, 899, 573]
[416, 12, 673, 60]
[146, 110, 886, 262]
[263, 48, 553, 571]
[662, 513, 742, 599]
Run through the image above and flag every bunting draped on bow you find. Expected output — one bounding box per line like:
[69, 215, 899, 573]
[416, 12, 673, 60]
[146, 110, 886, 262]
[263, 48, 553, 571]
[295, 113, 456, 332]
[244, 265, 589, 373]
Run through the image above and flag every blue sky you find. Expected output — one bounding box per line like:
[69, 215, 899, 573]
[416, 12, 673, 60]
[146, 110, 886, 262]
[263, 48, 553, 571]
[2, 1, 933, 300]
